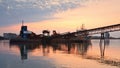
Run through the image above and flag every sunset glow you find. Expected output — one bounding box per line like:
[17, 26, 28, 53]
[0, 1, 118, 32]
[0, 0, 120, 68]
[0, 0, 120, 37]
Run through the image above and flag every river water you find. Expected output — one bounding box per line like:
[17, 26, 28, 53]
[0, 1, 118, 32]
[0, 39, 119, 68]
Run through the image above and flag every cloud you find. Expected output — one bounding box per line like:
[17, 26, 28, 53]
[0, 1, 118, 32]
[0, 0, 83, 10]
[0, 0, 95, 26]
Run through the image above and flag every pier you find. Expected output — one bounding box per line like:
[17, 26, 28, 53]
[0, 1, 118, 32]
[53, 24, 120, 39]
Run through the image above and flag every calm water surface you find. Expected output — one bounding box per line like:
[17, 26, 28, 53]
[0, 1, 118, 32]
[0, 39, 119, 68]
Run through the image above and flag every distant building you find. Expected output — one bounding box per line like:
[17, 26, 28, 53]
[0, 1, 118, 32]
[0, 36, 4, 40]
[3, 33, 18, 39]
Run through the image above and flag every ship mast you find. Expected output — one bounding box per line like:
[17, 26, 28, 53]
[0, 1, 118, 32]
[22, 20, 24, 26]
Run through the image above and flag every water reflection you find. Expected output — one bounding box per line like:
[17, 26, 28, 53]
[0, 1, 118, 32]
[9, 39, 120, 67]
[99, 39, 120, 67]
[42, 43, 50, 56]
[10, 41, 92, 60]
[0, 39, 119, 68]
[20, 45, 28, 60]
[77, 42, 91, 56]
[99, 38, 110, 59]
[10, 42, 40, 60]
[11, 39, 109, 60]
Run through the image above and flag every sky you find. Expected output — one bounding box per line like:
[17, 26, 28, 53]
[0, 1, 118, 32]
[0, 0, 120, 37]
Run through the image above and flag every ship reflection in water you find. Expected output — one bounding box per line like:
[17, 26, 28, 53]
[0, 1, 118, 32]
[0, 40, 120, 68]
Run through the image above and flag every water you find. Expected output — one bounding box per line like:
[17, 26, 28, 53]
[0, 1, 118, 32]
[0, 39, 119, 68]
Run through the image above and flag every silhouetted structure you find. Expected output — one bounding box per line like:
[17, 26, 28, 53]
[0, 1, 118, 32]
[19, 21, 38, 39]
[53, 30, 57, 35]
[53, 24, 120, 41]
[42, 30, 50, 36]
[20, 26, 27, 38]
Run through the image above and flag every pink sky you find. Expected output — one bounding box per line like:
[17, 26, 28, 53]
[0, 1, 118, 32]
[0, 0, 120, 37]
